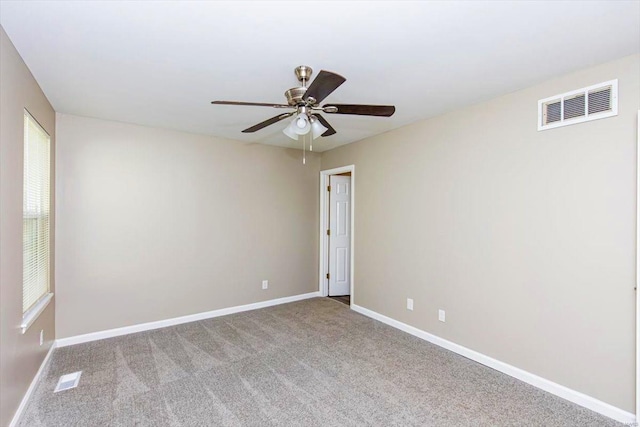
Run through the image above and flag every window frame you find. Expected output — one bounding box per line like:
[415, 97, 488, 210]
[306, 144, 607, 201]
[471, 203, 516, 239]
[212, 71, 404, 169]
[21, 109, 53, 334]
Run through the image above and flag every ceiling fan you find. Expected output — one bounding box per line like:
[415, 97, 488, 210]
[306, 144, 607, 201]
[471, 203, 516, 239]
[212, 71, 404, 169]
[211, 66, 396, 141]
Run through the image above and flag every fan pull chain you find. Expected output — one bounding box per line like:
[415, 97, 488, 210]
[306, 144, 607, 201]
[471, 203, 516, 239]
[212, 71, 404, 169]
[302, 133, 306, 165]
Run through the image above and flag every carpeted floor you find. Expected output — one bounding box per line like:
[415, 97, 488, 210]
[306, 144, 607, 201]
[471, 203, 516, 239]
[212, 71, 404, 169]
[19, 298, 621, 426]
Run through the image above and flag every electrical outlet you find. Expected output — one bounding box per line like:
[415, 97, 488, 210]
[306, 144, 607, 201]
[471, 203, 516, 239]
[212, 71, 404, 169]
[39, 330, 44, 346]
[438, 309, 446, 322]
[262, 280, 268, 290]
[406, 298, 413, 311]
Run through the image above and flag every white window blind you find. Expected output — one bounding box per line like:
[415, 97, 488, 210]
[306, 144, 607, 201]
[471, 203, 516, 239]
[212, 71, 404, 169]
[23, 110, 51, 314]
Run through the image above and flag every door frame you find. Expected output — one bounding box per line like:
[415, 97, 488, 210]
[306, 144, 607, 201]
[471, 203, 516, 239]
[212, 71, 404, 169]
[319, 165, 355, 302]
[636, 110, 640, 423]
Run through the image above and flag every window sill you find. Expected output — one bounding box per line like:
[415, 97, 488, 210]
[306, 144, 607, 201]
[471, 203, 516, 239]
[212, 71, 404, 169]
[21, 293, 53, 334]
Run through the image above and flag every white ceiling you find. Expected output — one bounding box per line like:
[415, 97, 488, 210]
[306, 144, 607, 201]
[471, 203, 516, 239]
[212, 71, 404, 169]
[1, 1, 639, 152]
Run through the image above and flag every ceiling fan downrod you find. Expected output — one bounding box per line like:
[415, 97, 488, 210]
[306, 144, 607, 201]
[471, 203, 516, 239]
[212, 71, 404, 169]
[294, 65, 312, 87]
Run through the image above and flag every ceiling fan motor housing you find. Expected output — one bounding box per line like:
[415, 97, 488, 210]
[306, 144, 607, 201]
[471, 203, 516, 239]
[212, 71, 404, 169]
[285, 87, 307, 106]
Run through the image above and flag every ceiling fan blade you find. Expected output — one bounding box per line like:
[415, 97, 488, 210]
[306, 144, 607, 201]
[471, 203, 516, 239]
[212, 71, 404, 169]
[323, 104, 396, 117]
[313, 114, 337, 137]
[212, 100, 292, 108]
[241, 112, 294, 133]
[303, 71, 346, 104]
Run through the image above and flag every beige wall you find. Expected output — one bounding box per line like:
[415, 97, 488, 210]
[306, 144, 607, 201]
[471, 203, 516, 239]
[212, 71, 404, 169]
[322, 54, 639, 412]
[55, 114, 320, 338]
[0, 27, 56, 426]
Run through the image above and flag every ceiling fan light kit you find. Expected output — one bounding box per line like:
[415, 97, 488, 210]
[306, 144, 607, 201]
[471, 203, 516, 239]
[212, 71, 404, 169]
[310, 116, 328, 139]
[291, 107, 311, 135]
[282, 122, 298, 140]
[211, 65, 396, 161]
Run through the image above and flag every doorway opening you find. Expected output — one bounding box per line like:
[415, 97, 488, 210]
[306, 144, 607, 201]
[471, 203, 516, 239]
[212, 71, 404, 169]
[319, 165, 355, 307]
[329, 295, 351, 306]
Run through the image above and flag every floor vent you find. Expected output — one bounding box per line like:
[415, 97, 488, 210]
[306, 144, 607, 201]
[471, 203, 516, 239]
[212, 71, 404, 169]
[54, 371, 82, 393]
[538, 79, 617, 131]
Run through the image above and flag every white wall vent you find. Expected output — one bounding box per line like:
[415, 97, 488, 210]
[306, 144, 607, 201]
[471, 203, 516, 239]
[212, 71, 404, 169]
[538, 79, 618, 131]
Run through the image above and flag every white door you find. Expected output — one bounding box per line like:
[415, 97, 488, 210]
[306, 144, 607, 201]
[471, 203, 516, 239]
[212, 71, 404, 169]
[328, 175, 351, 296]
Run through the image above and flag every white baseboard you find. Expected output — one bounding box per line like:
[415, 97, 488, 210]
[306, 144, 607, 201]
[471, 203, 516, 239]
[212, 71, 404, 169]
[56, 292, 320, 348]
[9, 341, 57, 427]
[351, 304, 636, 424]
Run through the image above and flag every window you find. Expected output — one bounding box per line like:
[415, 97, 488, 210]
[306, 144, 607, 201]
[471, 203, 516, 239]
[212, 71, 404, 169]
[22, 110, 52, 332]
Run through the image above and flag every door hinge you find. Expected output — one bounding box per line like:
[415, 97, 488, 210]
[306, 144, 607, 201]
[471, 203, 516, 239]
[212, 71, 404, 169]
[326, 229, 330, 236]
[327, 185, 331, 192]
[326, 273, 330, 279]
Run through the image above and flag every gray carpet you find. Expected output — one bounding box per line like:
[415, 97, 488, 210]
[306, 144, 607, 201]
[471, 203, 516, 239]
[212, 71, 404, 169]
[19, 298, 621, 426]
